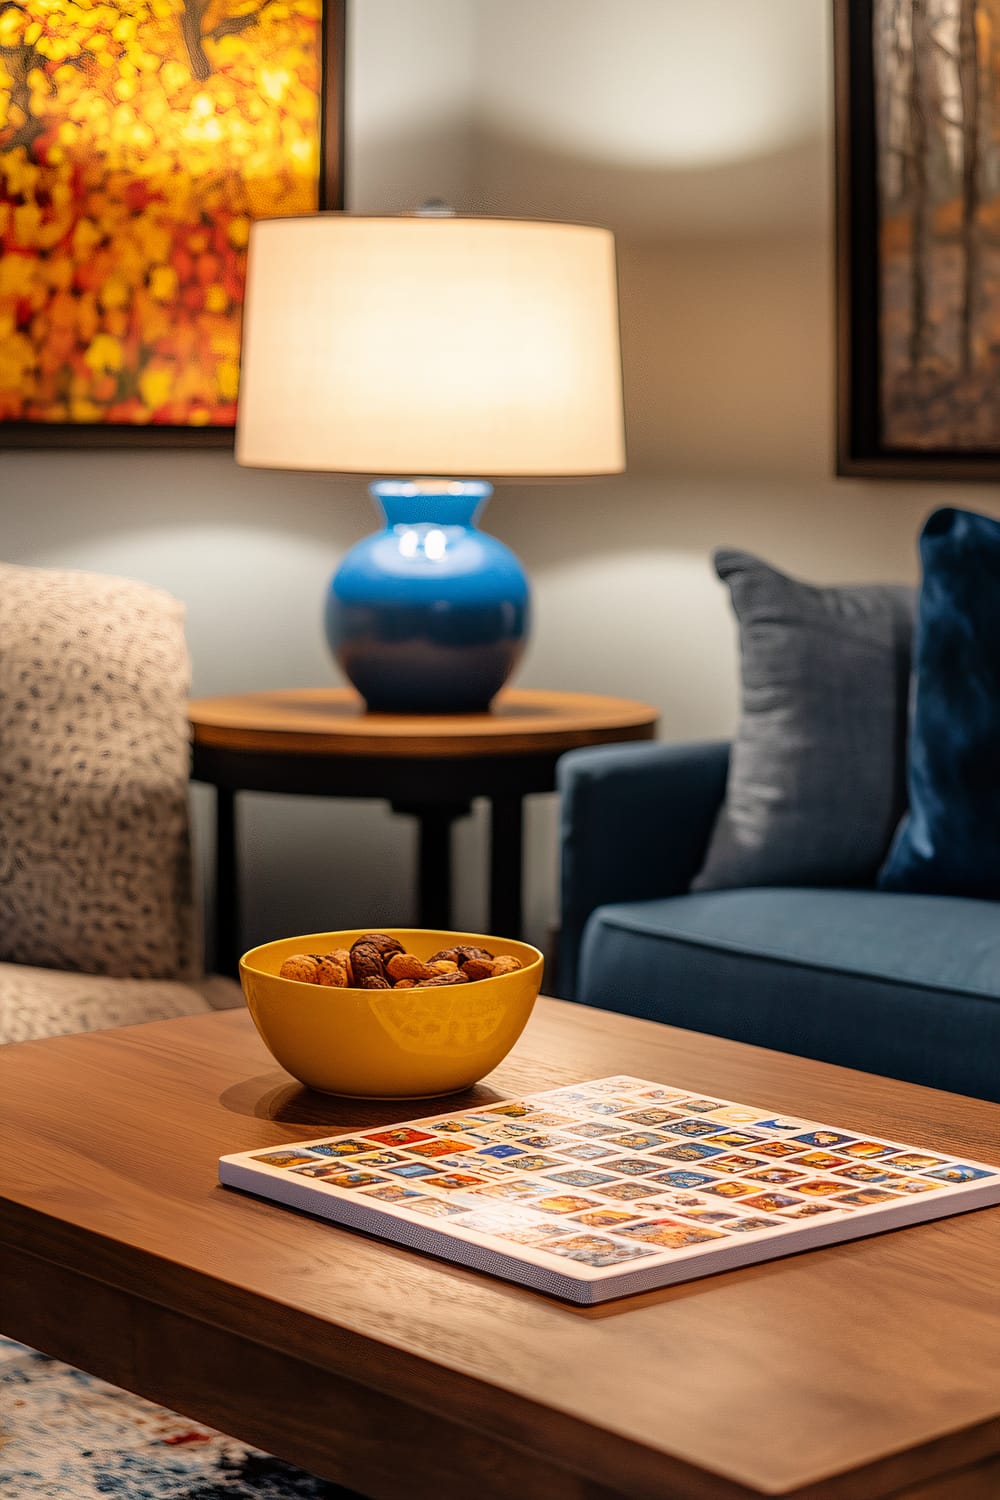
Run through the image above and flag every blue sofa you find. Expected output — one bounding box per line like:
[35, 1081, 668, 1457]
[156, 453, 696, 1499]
[557, 741, 1000, 1103]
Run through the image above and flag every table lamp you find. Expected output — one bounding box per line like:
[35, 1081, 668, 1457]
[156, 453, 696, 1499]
[235, 211, 625, 713]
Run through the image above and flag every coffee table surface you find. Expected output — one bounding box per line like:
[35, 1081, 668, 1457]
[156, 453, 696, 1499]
[1, 999, 998, 1500]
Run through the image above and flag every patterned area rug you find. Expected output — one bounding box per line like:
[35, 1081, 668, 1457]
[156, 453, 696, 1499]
[0, 1339, 361, 1498]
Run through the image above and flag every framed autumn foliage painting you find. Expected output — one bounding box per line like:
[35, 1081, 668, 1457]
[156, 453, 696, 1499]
[836, 0, 1000, 477]
[0, 0, 344, 446]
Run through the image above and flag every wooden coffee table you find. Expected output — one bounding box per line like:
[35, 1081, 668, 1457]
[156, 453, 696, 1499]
[1, 1000, 999, 1499]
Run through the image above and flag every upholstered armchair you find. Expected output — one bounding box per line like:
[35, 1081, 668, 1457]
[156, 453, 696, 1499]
[0, 563, 240, 1043]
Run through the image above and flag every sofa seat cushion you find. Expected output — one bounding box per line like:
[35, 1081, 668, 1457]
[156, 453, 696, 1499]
[0, 963, 242, 1044]
[576, 889, 1000, 1101]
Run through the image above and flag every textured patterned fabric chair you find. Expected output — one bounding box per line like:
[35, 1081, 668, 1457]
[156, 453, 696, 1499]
[0, 562, 239, 1042]
[0, 567, 342, 1496]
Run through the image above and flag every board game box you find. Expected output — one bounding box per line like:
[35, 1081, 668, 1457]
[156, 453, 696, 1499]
[218, 1075, 1000, 1304]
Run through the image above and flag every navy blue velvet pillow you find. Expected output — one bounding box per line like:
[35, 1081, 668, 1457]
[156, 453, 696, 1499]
[879, 507, 1000, 899]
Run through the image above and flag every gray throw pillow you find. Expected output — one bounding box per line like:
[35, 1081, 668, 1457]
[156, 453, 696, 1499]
[692, 549, 915, 891]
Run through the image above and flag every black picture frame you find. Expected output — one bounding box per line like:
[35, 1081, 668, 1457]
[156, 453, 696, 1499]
[835, 0, 1000, 479]
[0, 0, 346, 451]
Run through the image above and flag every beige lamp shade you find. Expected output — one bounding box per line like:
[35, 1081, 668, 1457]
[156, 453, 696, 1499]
[235, 214, 625, 477]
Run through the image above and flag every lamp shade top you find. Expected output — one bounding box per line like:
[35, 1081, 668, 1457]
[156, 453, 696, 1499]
[235, 214, 625, 478]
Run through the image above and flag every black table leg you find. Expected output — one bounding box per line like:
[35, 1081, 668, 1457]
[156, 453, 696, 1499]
[215, 786, 240, 975]
[394, 802, 470, 929]
[489, 794, 524, 938]
[417, 809, 453, 928]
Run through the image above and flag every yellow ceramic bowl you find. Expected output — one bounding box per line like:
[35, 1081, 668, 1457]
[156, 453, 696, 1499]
[239, 928, 544, 1098]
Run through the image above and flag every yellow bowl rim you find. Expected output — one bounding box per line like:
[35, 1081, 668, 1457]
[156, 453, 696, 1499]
[239, 927, 544, 992]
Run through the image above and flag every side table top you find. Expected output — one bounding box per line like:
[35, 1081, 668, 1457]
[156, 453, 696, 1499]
[188, 686, 659, 758]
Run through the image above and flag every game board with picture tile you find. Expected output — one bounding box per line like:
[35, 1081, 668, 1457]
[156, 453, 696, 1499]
[218, 1076, 1000, 1304]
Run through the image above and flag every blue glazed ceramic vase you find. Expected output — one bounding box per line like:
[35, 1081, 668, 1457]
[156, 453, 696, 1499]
[326, 480, 530, 714]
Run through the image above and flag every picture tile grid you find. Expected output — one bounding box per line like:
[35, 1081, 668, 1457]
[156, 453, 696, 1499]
[238, 1076, 1000, 1278]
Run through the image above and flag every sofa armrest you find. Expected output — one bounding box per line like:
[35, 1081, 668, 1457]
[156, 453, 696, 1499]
[555, 740, 730, 998]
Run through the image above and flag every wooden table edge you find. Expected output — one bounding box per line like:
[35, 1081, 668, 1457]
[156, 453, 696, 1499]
[1, 1214, 758, 1500]
[187, 717, 658, 758]
[4, 1177, 1000, 1500]
[8, 1221, 998, 1500]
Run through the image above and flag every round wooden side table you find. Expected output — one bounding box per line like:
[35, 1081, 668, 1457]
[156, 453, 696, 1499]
[188, 687, 659, 971]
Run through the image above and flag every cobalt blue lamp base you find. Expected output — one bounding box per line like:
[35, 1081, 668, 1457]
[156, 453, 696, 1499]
[325, 480, 530, 714]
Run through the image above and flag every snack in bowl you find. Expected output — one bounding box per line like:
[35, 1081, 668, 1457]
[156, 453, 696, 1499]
[278, 934, 524, 989]
[240, 928, 543, 1099]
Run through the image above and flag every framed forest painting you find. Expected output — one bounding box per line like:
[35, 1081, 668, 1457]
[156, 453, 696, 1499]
[836, 0, 1000, 477]
[0, 0, 344, 446]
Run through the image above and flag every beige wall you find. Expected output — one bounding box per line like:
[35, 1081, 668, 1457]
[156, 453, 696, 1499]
[4, 0, 998, 959]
